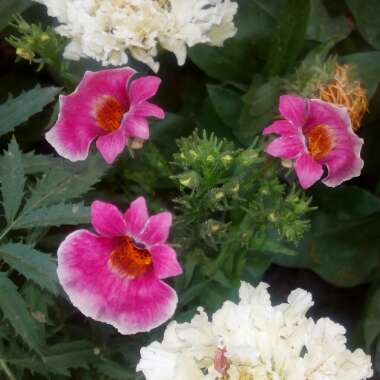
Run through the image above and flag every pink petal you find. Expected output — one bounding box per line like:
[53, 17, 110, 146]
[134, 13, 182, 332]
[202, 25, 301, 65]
[294, 153, 324, 189]
[123, 116, 150, 140]
[150, 244, 182, 279]
[140, 212, 172, 246]
[96, 128, 127, 164]
[306, 100, 364, 187]
[263, 120, 295, 136]
[80, 68, 135, 107]
[124, 197, 149, 236]
[129, 76, 161, 104]
[266, 135, 304, 159]
[112, 271, 178, 334]
[46, 68, 135, 162]
[91, 201, 127, 237]
[322, 147, 363, 187]
[57, 230, 177, 334]
[134, 102, 165, 119]
[279, 95, 309, 126]
[46, 95, 100, 161]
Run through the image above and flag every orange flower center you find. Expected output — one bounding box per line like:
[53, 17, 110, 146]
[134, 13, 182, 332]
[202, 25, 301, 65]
[109, 237, 152, 279]
[305, 124, 334, 160]
[94, 95, 125, 132]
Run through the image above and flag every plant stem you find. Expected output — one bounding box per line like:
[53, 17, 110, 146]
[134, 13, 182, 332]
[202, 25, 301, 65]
[0, 359, 16, 380]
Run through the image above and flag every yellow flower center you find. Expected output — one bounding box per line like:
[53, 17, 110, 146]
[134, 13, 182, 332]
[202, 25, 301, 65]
[108, 237, 152, 279]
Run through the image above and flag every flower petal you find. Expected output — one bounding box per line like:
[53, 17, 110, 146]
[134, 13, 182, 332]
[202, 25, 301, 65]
[263, 120, 295, 136]
[307, 100, 364, 187]
[114, 271, 178, 334]
[46, 68, 135, 162]
[150, 244, 182, 279]
[124, 197, 149, 236]
[140, 212, 172, 246]
[322, 147, 363, 187]
[129, 76, 161, 104]
[91, 201, 127, 237]
[57, 230, 177, 334]
[80, 68, 135, 107]
[123, 116, 150, 140]
[266, 135, 304, 159]
[279, 95, 309, 126]
[294, 153, 324, 189]
[134, 102, 165, 119]
[96, 128, 127, 164]
[46, 95, 100, 161]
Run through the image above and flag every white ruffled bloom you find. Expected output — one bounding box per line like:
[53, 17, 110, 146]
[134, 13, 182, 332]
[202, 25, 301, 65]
[35, 0, 238, 71]
[137, 282, 373, 380]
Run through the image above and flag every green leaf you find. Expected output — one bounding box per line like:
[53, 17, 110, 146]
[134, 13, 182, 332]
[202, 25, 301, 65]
[189, 0, 279, 82]
[0, 85, 60, 137]
[94, 359, 133, 380]
[42, 341, 97, 374]
[22, 152, 61, 175]
[275, 186, 380, 286]
[0, 138, 25, 223]
[234, 77, 281, 144]
[0, 0, 31, 31]
[341, 52, 380, 98]
[14, 202, 90, 230]
[307, 0, 351, 43]
[267, 0, 311, 76]
[0, 243, 58, 295]
[345, 0, 380, 50]
[0, 272, 43, 352]
[207, 85, 243, 128]
[22, 154, 107, 212]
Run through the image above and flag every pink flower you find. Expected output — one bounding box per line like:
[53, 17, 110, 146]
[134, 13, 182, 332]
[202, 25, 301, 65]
[46, 68, 165, 164]
[263, 95, 364, 189]
[57, 197, 182, 334]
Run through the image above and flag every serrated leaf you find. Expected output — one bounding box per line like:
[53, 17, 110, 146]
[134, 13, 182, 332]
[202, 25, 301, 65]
[0, 85, 60, 137]
[0, 0, 31, 31]
[0, 243, 58, 295]
[22, 154, 107, 213]
[0, 272, 43, 352]
[0, 138, 25, 223]
[14, 202, 90, 230]
[42, 341, 96, 374]
[267, 0, 311, 76]
[22, 152, 61, 175]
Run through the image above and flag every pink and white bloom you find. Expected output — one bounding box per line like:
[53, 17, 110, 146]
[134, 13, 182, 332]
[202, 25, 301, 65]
[263, 95, 364, 189]
[46, 68, 165, 164]
[57, 197, 182, 334]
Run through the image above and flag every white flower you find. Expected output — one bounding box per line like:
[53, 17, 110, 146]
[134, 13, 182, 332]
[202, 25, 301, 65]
[137, 282, 373, 380]
[35, 0, 238, 71]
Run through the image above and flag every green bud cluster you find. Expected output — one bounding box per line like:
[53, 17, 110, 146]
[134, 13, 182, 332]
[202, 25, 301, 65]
[7, 16, 69, 80]
[172, 131, 313, 282]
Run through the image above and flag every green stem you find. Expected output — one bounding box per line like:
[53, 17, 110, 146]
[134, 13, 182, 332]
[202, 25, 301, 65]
[0, 359, 16, 380]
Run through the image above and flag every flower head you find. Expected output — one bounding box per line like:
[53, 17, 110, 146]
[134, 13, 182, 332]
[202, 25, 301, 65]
[35, 0, 238, 71]
[319, 64, 368, 131]
[137, 282, 373, 380]
[57, 197, 182, 334]
[46, 68, 164, 164]
[263, 95, 364, 189]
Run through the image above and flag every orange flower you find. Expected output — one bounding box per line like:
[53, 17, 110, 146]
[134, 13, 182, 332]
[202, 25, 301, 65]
[319, 64, 368, 131]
